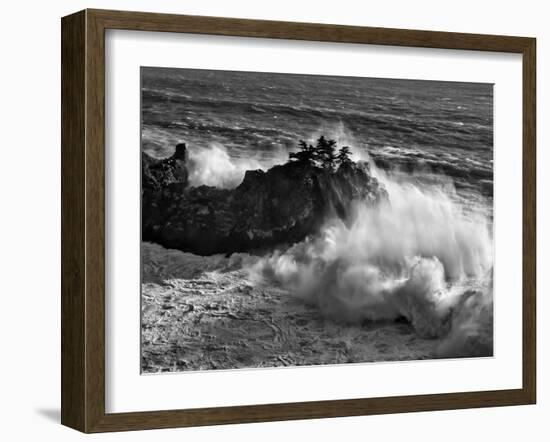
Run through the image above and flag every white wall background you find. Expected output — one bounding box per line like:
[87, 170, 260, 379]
[0, 0, 546, 440]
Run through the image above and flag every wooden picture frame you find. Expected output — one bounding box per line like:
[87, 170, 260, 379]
[61, 8, 536, 433]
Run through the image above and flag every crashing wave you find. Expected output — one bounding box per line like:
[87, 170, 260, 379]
[250, 168, 493, 356]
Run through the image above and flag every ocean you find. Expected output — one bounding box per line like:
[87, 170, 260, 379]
[140, 67, 494, 371]
[141, 67, 493, 206]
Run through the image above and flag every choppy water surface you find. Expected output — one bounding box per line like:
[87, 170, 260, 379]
[142, 67, 493, 204]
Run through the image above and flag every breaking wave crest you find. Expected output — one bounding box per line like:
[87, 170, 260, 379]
[187, 142, 286, 188]
[251, 167, 493, 357]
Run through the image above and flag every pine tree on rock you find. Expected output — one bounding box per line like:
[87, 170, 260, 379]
[289, 140, 317, 165]
[316, 136, 337, 171]
[336, 145, 353, 167]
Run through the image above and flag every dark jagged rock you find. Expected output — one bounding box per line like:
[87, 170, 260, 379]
[142, 149, 388, 255]
[142, 143, 189, 191]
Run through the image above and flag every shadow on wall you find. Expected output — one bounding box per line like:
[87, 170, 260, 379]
[35, 408, 60, 423]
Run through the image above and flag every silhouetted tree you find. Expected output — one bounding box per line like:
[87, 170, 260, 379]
[316, 136, 337, 170]
[336, 145, 353, 166]
[289, 136, 353, 171]
[289, 140, 317, 165]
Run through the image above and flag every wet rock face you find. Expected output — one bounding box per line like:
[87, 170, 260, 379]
[142, 147, 388, 255]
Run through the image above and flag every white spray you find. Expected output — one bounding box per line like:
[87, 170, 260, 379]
[250, 139, 493, 356]
[186, 142, 286, 188]
[182, 131, 494, 357]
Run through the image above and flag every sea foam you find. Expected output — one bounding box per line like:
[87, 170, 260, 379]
[251, 163, 493, 356]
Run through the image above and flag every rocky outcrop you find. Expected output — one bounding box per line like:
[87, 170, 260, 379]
[142, 143, 189, 191]
[142, 146, 387, 255]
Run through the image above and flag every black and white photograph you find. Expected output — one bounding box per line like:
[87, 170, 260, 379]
[140, 67, 494, 373]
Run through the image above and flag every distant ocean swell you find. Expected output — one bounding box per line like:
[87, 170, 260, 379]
[142, 74, 492, 200]
[142, 91, 491, 150]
